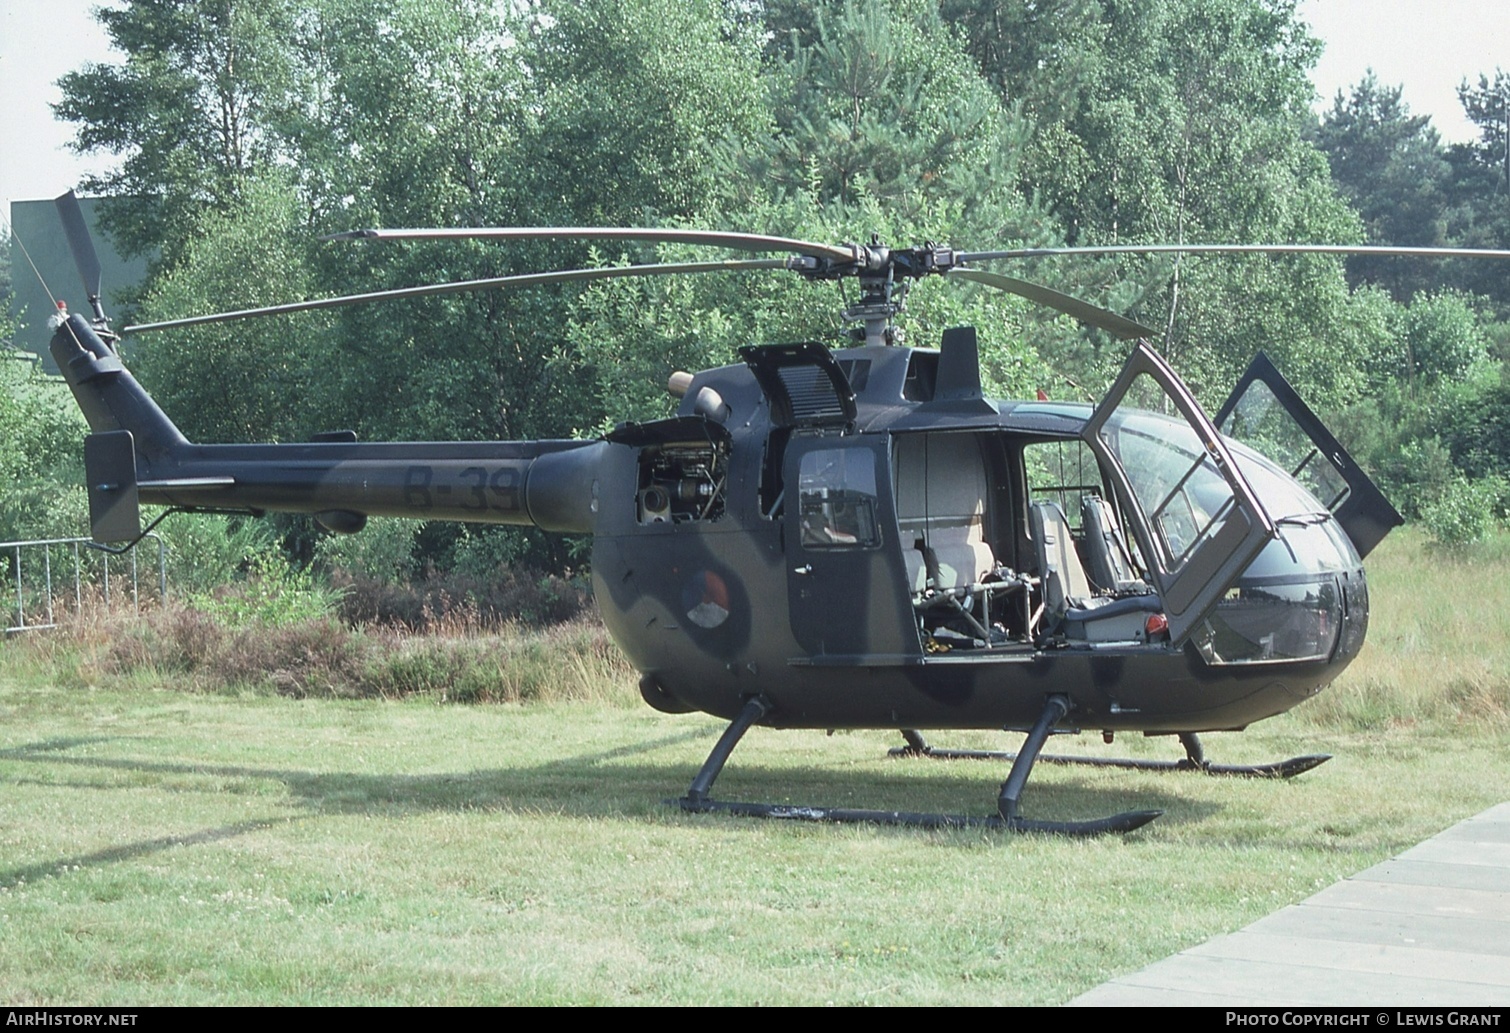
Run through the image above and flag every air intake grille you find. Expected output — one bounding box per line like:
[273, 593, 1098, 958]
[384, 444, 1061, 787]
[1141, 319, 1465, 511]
[739, 342, 857, 428]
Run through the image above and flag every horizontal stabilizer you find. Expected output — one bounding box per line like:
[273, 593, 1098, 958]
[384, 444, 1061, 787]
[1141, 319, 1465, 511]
[137, 477, 236, 490]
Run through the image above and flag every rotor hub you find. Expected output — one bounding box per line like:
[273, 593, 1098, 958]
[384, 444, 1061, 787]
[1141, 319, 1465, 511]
[793, 237, 964, 346]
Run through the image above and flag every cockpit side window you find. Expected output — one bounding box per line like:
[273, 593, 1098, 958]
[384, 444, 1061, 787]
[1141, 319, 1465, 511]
[798, 447, 880, 548]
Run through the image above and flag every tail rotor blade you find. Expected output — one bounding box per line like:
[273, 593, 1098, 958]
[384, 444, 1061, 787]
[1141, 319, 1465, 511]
[54, 190, 105, 322]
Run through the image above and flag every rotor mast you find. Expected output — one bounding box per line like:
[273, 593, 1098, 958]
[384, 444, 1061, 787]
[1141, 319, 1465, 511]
[844, 237, 904, 347]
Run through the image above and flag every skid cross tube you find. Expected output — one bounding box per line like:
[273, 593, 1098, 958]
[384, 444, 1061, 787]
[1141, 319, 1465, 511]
[997, 694, 1071, 821]
[680, 695, 773, 809]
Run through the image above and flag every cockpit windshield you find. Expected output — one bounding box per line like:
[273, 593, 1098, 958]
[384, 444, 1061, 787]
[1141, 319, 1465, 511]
[1103, 409, 1356, 664]
[1103, 410, 1328, 529]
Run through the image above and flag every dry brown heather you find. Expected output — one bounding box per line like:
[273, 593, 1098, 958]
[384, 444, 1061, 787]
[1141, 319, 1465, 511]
[9, 599, 635, 705]
[1297, 528, 1510, 731]
[5, 526, 1508, 725]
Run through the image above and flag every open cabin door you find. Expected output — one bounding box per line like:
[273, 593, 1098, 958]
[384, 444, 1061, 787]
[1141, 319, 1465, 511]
[1214, 352, 1403, 559]
[1083, 343, 1277, 646]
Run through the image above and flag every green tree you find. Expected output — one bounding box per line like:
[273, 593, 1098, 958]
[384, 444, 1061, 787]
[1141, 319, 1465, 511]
[1454, 72, 1510, 199]
[938, 0, 1104, 124]
[131, 175, 326, 445]
[1445, 71, 1510, 307]
[1335, 289, 1502, 521]
[54, 0, 306, 266]
[1315, 74, 1452, 299]
[310, 0, 768, 444]
[944, 0, 1371, 407]
[998, 0, 1330, 243]
[730, 0, 1027, 235]
[285, 0, 525, 230]
[1399, 291, 1489, 386]
[517, 0, 769, 225]
[0, 360, 90, 540]
[712, 2, 1100, 386]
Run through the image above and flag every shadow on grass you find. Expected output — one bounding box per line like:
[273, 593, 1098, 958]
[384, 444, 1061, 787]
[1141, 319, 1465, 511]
[0, 817, 299, 890]
[0, 727, 1218, 886]
[0, 736, 119, 757]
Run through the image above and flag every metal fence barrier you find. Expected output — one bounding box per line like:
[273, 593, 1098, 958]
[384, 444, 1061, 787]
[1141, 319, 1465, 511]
[2, 535, 167, 633]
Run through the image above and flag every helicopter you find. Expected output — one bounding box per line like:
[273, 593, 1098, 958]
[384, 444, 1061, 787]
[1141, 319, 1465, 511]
[45, 190, 1507, 836]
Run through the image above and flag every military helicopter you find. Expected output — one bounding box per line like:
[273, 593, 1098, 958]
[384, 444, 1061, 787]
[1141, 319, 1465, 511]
[46, 191, 1506, 835]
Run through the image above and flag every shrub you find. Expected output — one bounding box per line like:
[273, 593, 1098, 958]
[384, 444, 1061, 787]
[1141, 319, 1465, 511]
[331, 568, 592, 631]
[191, 552, 343, 628]
[313, 517, 417, 586]
[1420, 475, 1508, 548]
[224, 618, 373, 698]
[83, 599, 631, 704]
[156, 514, 281, 595]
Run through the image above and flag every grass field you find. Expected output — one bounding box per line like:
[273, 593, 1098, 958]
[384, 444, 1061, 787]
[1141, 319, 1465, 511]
[1, 531, 1507, 1005]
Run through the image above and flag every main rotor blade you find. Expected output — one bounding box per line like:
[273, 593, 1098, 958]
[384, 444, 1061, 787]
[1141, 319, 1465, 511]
[327, 226, 858, 263]
[122, 258, 788, 334]
[54, 190, 102, 303]
[948, 268, 1155, 340]
[962, 243, 1510, 261]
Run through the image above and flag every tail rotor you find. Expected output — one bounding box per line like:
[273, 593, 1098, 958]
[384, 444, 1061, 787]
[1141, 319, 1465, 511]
[53, 189, 113, 337]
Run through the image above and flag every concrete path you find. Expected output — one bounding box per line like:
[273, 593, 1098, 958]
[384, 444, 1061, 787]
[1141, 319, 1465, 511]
[1069, 802, 1510, 1006]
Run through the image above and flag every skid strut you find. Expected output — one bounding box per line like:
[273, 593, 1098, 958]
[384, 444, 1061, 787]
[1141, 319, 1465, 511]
[893, 729, 1330, 779]
[675, 695, 1160, 835]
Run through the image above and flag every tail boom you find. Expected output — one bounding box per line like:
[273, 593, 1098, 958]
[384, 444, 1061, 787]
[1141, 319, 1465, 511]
[51, 315, 604, 541]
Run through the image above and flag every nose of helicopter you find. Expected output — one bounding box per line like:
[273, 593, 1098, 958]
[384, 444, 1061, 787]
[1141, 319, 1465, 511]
[1202, 512, 1368, 668]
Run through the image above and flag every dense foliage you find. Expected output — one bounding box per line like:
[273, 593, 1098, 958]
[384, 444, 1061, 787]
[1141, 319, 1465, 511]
[24, 0, 1510, 579]
[1314, 68, 1510, 539]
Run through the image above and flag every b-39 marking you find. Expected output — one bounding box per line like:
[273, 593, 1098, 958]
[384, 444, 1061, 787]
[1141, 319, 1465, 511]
[402, 464, 522, 513]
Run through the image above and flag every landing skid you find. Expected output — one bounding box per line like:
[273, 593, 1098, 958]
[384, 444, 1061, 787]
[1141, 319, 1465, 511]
[673, 696, 1161, 836]
[891, 729, 1331, 780]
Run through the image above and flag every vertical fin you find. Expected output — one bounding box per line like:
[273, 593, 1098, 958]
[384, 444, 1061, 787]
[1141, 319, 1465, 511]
[49, 314, 189, 458]
[84, 431, 142, 543]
